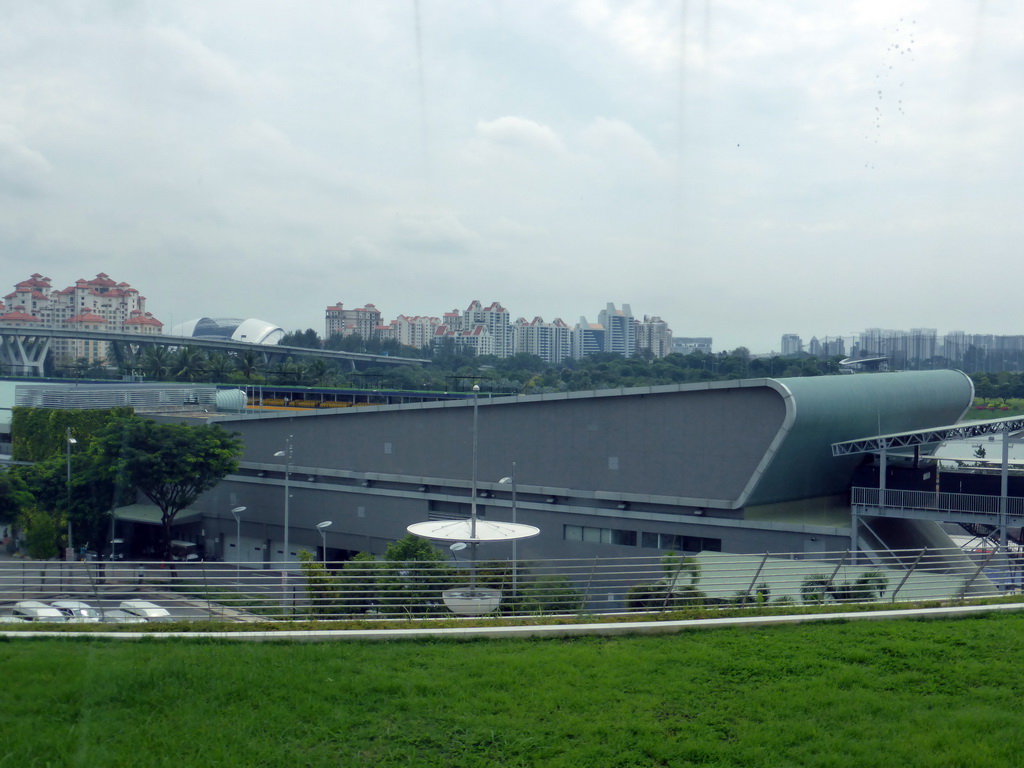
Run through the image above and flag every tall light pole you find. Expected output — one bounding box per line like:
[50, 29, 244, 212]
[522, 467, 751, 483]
[470, 384, 480, 587]
[273, 435, 293, 570]
[66, 428, 77, 559]
[499, 461, 518, 596]
[316, 520, 332, 566]
[230, 506, 246, 575]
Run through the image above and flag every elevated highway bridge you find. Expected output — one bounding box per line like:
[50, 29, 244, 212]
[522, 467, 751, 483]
[0, 327, 429, 376]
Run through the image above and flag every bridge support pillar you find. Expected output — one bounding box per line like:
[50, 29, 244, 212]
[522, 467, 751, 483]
[0, 332, 49, 376]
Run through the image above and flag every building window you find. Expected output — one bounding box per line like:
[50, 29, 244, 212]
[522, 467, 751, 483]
[564, 524, 636, 546]
[641, 532, 721, 553]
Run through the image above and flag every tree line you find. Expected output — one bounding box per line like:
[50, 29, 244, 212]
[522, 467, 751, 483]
[1, 409, 240, 560]
[52, 329, 1024, 398]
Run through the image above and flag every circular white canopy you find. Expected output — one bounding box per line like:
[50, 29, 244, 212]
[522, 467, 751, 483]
[407, 519, 540, 543]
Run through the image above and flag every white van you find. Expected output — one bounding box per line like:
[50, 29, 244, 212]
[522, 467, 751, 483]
[51, 600, 102, 623]
[12, 601, 66, 622]
[119, 600, 174, 621]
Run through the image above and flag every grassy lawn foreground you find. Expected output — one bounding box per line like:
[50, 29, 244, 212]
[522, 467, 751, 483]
[3, 613, 1024, 767]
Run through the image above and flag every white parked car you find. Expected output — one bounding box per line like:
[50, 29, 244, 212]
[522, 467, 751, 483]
[51, 600, 102, 623]
[119, 600, 174, 621]
[12, 601, 66, 622]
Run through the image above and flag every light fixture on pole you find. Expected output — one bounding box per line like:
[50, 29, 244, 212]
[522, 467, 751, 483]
[273, 435, 293, 570]
[66, 428, 77, 559]
[470, 384, 480, 583]
[230, 506, 246, 575]
[499, 460, 518, 596]
[316, 520, 332, 566]
[406, 384, 540, 617]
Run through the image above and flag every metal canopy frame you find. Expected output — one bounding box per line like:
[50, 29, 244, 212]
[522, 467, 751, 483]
[831, 415, 1024, 457]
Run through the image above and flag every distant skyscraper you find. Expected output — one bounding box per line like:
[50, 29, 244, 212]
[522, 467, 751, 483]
[513, 317, 572, 363]
[572, 320, 605, 359]
[597, 303, 636, 357]
[325, 302, 382, 340]
[781, 334, 803, 356]
[637, 315, 672, 358]
[463, 300, 511, 358]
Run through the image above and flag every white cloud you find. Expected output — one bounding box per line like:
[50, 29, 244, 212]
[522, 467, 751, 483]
[473, 116, 568, 156]
[387, 209, 478, 252]
[142, 24, 249, 98]
[0, 125, 52, 196]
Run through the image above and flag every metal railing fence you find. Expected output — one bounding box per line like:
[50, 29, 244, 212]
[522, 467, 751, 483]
[0, 547, 1017, 625]
[852, 487, 1024, 518]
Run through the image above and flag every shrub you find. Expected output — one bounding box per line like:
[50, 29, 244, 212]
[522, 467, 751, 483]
[800, 574, 832, 604]
[521, 575, 584, 614]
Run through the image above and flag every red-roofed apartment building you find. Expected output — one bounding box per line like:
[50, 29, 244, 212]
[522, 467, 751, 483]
[0, 273, 163, 365]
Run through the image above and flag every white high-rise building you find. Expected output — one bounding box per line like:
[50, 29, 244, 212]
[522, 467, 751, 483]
[572, 320, 605, 359]
[325, 302, 382, 340]
[388, 314, 441, 349]
[513, 317, 572, 363]
[598, 303, 636, 357]
[781, 334, 803, 356]
[463, 300, 511, 358]
[637, 315, 672, 358]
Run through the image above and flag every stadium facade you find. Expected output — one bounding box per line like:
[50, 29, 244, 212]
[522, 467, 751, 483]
[170, 370, 974, 565]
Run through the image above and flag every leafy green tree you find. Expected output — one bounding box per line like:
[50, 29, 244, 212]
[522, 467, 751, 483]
[11, 406, 134, 462]
[0, 470, 32, 528]
[21, 507, 60, 559]
[279, 329, 322, 349]
[89, 418, 242, 558]
[377, 534, 451, 614]
[8, 408, 134, 555]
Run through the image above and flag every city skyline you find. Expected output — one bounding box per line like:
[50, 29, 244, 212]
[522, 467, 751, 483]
[1, 4, 1021, 353]
[6, 269, 1024, 361]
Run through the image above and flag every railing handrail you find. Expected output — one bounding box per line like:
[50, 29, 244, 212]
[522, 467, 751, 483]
[0, 545, 1017, 625]
[852, 486, 1024, 516]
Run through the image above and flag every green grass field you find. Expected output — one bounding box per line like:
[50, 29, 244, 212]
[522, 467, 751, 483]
[3, 612, 1024, 767]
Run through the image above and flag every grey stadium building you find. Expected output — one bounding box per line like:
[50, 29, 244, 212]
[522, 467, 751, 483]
[176, 369, 974, 565]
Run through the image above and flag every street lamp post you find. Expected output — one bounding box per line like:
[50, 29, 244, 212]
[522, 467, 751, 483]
[470, 384, 480, 587]
[230, 506, 247, 575]
[66, 428, 77, 559]
[273, 436, 293, 570]
[316, 520, 332, 566]
[499, 461, 518, 596]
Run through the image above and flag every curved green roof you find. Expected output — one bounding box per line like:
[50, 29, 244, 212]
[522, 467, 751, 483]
[741, 370, 974, 507]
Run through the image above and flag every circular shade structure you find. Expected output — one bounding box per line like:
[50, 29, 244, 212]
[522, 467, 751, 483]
[407, 519, 540, 544]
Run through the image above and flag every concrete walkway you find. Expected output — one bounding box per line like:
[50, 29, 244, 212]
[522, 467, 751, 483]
[4, 600, 1023, 642]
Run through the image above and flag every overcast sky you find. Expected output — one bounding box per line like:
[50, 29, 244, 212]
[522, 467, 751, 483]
[1, 1, 1020, 354]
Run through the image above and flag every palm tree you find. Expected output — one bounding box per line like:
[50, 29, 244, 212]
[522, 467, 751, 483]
[172, 346, 206, 382]
[141, 345, 172, 380]
[237, 349, 265, 381]
[304, 359, 335, 387]
[205, 352, 233, 383]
